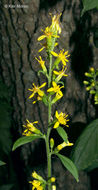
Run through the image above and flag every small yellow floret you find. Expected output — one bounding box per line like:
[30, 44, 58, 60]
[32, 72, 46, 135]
[47, 81, 64, 97]
[51, 49, 70, 66]
[54, 111, 69, 128]
[28, 82, 46, 99]
[57, 141, 73, 151]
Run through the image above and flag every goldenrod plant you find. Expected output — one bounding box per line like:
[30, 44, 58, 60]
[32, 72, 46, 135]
[71, 67, 98, 172]
[12, 13, 79, 190]
[83, 67, 98, 104]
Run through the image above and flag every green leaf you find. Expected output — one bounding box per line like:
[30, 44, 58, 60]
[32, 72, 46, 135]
[42, 95, 48, 106]
[0, 184, 14, 190]
[93, 27, 98, 48]
[56, 126, 68, 143]
[56, 153, 79, 182]
[71, 119, 98, 171]
[0, 160, 6, 166]
[81, 0, 98, 15]
[12, 135, 42, 151]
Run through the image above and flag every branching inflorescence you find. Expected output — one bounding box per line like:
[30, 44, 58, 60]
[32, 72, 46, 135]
[13, 13, 79, 190]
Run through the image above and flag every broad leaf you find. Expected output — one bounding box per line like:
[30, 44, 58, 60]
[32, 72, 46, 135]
[0, 184, 14, 190]
[56, 153, 79, 182]
[93, 27, 98, 48]
[56, 126, 68, 143]
[71, 119, 98, 171]
[12, 135, 42, 151]
[0, 160, 6, 166]
[81, 0, 98, 15]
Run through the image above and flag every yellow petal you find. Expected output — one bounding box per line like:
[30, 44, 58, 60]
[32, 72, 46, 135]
[38, 35, 46, 41]
[51, 51, 58, 57]
[54, 121, 59, 128]
[47, 87, 54, 92]
[57, 90, 63, 96]
[55, 111, 59, 118]
[33, 121, 38, 124]
[29, 92, 35, 99]
[33, 100, 37, 104]
[38, 46, 45, 52]
[40, 82, 46, 88]
[38, 90, 44, 97]
[53, 70, 59, 75]
[52, 81, 57, 87]
[62, 59, 66, 66]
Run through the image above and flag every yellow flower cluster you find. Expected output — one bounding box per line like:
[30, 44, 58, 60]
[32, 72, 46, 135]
[29, 171, 46, 190]
[38, 13, 61, 52]
[28, 13, 70, 105]
[22, 120, 42, 136]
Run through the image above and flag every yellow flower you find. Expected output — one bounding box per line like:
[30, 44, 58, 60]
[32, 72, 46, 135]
[52, 93, 63, 104]
[50, 13, 62, 34]
[53, 67, 68, 82]
[32, 180, 41, 188]
[32, 171, 39, 179]
[54, 111, 69, 128]
[51, 49, 70, 66]
[57, 141, 73, 151]
[53, 67, 67, 77]
[32, 171, 45, 182]
[22, 120, 42, 136]
[30, 172, 46, 190]
[29, 180, 43, 190]
[28, 82, 46, 99]
[35, 56, 47, 73]
[38, 26, 59, 41]
[47, 81, 64, 96]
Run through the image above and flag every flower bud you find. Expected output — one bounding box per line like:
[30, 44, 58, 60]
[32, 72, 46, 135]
[50, 138, 54, 149]
[86, 86, 91, 91]
[90, 90, 95, 94]
[50, 177, 56, 183]
[83, 81, 89, 85]
[91, 82, 95, 87]
[85, 72, 92, 77]
[90, 67, 95, 73]
[52, 185, 56, 190]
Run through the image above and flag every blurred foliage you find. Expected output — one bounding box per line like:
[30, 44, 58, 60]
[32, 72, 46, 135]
[93, 26, 98, 48]
[0, 160, 6, 166]
[81, 0, 98, 16]
[0, 79, 19, 189]
[81, 0, 98, 49]
[83, 68, 98, 104]
[71, 119, 98, 171]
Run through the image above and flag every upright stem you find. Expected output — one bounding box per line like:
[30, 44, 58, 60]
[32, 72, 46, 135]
[46, 54, 52, 190]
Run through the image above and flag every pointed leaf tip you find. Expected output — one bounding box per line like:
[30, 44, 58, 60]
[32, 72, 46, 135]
[12, 135, 42, 151]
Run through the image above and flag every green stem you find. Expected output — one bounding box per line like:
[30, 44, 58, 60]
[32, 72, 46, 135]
[46, 54, 52, 190]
